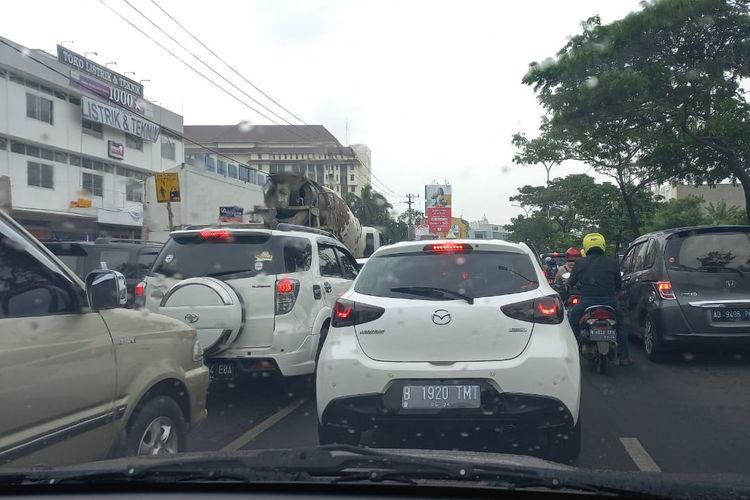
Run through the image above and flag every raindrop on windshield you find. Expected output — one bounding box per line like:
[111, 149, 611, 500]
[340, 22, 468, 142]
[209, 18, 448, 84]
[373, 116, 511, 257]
[585, 76, 599, 88]
[238, 120, 254, 133]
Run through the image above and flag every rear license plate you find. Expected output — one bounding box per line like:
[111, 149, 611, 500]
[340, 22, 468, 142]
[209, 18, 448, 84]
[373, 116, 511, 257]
[590, 329, 617, 341]
[712, 309, 750, 322]
[401, 385, 480, 409]
[209, 362, 235, 380]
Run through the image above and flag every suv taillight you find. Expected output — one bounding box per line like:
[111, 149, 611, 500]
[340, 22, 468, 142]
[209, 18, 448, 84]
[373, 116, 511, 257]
[135, 281, 146, 297]
[331, 299, 385, 328]
[275, 278, 300, 315]
[501, 295, 564, 324]
[134, 281, 147, 308]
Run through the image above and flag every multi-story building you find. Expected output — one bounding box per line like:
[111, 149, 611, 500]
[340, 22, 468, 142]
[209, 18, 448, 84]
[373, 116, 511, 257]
[469, 217, 509, 240]
[183, 125, 373, 197]
[654, 182, 746, 212]
[0, 36, 184, 240]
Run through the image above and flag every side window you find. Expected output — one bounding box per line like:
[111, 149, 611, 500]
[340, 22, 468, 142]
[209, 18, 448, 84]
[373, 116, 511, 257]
[621, 245, 639, 274]
[0, 233, 77, 318]
[335, 248, 359, 280]
[318, 245, 342, 277]
[364, 233, 375, 257]
[283, 238, 312, 273]
[641, 239, 658, 270]
[632, 242, 649, 272]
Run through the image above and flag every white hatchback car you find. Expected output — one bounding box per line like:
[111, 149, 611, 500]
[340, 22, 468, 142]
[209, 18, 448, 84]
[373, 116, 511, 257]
[317, 240, 581, 462]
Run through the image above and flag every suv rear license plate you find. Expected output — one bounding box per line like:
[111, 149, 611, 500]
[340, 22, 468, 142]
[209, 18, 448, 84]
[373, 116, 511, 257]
[401, 385, 480, 409]
[209, 362, 235, 380]
[712, 309, 750, 322]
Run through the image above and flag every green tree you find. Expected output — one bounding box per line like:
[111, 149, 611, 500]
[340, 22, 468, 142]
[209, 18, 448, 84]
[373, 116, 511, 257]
[706, 200, 748, 225]
[511, 124, 566, 184]
[522, 0, 750, 221]
[506, 212, 574, 251]
[343, 185, 392, 226]
[648, 196, 708, 231]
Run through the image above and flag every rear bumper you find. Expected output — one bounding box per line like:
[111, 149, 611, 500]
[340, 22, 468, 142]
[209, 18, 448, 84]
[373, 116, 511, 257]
[651, 306, 750, 346]
[209, 334, 316, 377]
[320, 389, 575, 437]
[184, 365, 209, 429]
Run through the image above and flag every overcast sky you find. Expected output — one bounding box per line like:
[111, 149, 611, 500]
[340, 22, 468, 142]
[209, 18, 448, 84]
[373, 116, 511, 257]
[3, 0, 643, 224]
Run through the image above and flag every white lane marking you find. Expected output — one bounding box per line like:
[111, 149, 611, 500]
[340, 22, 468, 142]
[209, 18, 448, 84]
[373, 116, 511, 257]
[221, 399, 306, 452]
[620, 437, 661, 472]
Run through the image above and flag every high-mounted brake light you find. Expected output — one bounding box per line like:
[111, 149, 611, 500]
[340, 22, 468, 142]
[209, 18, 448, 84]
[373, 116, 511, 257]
[199, 229, 232, 241]
[655, 281, 676, 300]
[423, 243, 473, 254]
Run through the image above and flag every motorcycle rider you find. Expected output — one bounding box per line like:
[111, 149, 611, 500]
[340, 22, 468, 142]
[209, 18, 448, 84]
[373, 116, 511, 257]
[567, 233, 633, 366]
[555, 247, 582, 285]
[544, 256, 558, 282]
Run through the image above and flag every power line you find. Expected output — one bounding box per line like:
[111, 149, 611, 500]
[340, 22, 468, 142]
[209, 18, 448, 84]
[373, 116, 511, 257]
[149, 0, 308, 127]
[120, 0, 315, 137]
[0, 39, 266, 178]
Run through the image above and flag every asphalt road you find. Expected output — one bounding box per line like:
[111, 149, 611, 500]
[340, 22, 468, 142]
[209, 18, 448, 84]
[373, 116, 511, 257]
[189, 340, 750, 475]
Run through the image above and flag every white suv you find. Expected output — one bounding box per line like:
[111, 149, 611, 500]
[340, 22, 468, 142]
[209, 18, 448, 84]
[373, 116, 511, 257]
[316, 240, 581, 462]
[141, 225, 360, 380]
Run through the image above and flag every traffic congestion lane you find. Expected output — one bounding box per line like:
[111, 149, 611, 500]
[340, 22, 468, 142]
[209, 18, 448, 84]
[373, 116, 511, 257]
[189, 342, 750, 474]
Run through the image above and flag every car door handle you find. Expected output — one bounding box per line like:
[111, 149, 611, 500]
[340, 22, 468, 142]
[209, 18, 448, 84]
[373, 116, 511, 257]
[323, 282, 332, 293]
[313, 284, 322, 300]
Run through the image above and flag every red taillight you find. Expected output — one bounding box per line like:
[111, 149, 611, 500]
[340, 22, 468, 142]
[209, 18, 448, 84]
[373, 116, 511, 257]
[135, 281, 146, 297]
[501, 295, 564, 324]
[656, 281, 675, 300]
[423, 243, 473, 254]
[276, 278, 295, 294]
[334, 301, 353, 320]
[570, 295, 580, 306]
[331, 299, 385, 328]
[199, 229, 232, 241]
[536, 296, 559, 316]
[275, 278, 300, 315]
[590, 309, 615, 320]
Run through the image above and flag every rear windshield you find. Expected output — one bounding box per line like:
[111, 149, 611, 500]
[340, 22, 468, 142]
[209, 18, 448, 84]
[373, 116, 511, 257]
[355, 250, 539, 299]
[45, 243, 88, 278]
[151, 234, 310, 279]
[665, 231, 750, 272]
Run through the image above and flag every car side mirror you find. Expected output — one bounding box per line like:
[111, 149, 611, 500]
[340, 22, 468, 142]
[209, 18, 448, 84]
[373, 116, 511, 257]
[86, 269, 127, 310]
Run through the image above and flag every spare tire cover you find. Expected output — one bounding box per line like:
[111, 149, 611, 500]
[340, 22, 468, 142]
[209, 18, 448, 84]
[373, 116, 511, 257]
[158, 277, 243, 355]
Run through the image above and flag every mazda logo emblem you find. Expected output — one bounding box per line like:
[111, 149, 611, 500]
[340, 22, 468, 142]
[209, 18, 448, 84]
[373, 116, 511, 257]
[184, 313, 200, 324]
[432, 309, 451, 325]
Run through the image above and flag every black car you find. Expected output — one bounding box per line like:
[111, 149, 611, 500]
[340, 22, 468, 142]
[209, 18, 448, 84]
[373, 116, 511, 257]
[620, 225, 750, 361]
[44, 238, 162, 307]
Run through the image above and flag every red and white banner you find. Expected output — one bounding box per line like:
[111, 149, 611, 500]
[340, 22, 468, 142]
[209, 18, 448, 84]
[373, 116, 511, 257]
[425, 184, 452, 233]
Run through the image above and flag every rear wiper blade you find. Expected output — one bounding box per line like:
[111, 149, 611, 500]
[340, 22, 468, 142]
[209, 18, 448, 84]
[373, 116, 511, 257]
[498, 265, 537, 284]
[391, 286, 474, 304]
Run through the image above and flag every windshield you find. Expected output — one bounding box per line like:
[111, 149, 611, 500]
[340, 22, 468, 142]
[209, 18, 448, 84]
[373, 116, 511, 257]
[3, 0, 750, 493]
[356, 251, 538, 298]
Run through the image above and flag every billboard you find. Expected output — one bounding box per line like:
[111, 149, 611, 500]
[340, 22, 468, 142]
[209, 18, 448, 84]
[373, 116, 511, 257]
[425, 184, 452, 233]
[155, 172, 180, 203]
[81, 96, 161, 142]
[219, 206, 244, 223]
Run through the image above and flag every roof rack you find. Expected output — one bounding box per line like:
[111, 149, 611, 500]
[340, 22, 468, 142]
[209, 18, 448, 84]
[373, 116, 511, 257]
[276, 223, 336, 239]
[93, 237, 163, 245]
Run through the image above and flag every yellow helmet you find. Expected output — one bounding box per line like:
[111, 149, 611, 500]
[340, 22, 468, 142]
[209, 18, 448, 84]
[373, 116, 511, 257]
[582, 233, 606, 255]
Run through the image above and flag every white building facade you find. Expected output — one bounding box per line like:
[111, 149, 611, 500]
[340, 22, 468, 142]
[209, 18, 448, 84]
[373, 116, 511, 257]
[0, 36, 184, 240]
[469, 217, 509, 240]
[183, 125, 373, 198]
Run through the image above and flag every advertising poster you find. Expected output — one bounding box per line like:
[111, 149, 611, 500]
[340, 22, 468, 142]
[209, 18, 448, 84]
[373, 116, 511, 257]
[425, 184, 452, 233]
[219, 206, 244, 223]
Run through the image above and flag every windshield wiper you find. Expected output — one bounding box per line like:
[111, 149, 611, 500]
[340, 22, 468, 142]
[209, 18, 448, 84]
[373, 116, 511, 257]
[391, 286, 474, 304]
[498, 265, 537, 283]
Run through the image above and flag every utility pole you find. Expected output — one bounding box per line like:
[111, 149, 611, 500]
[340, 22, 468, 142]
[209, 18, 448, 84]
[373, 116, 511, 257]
[403, 193, 420, 240]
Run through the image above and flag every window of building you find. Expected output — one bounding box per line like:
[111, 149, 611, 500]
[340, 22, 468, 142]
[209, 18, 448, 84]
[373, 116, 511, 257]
[25, 145, 39, 158]
[239, 166, 250, 182]
[82, 119, 103, 138]
[0, 137, 6, 150]
[228, 164, 238, 178]
[69, 96, 81, 105]
[54, 151, 67, 163]
[350, 186, 356, 193]
[27, 162, 54, 189]
[161, 140, 176, 160]
[40, 148, 54, 161]
[26, 93, 53, 124]
[126, 181, 144, 202]
[350, 174, 355, 182]
[69, 154, 81, 166]
[82, 172, 103, 197]
[9, 72, 24, 84]
[204, 155, 216, 171]
[217, 160, 227, 175]
[126, 133, 143, 151]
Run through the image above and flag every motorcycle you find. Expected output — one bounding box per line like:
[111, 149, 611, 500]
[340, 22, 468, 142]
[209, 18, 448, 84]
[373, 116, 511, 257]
[558, 272, 619, 375]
